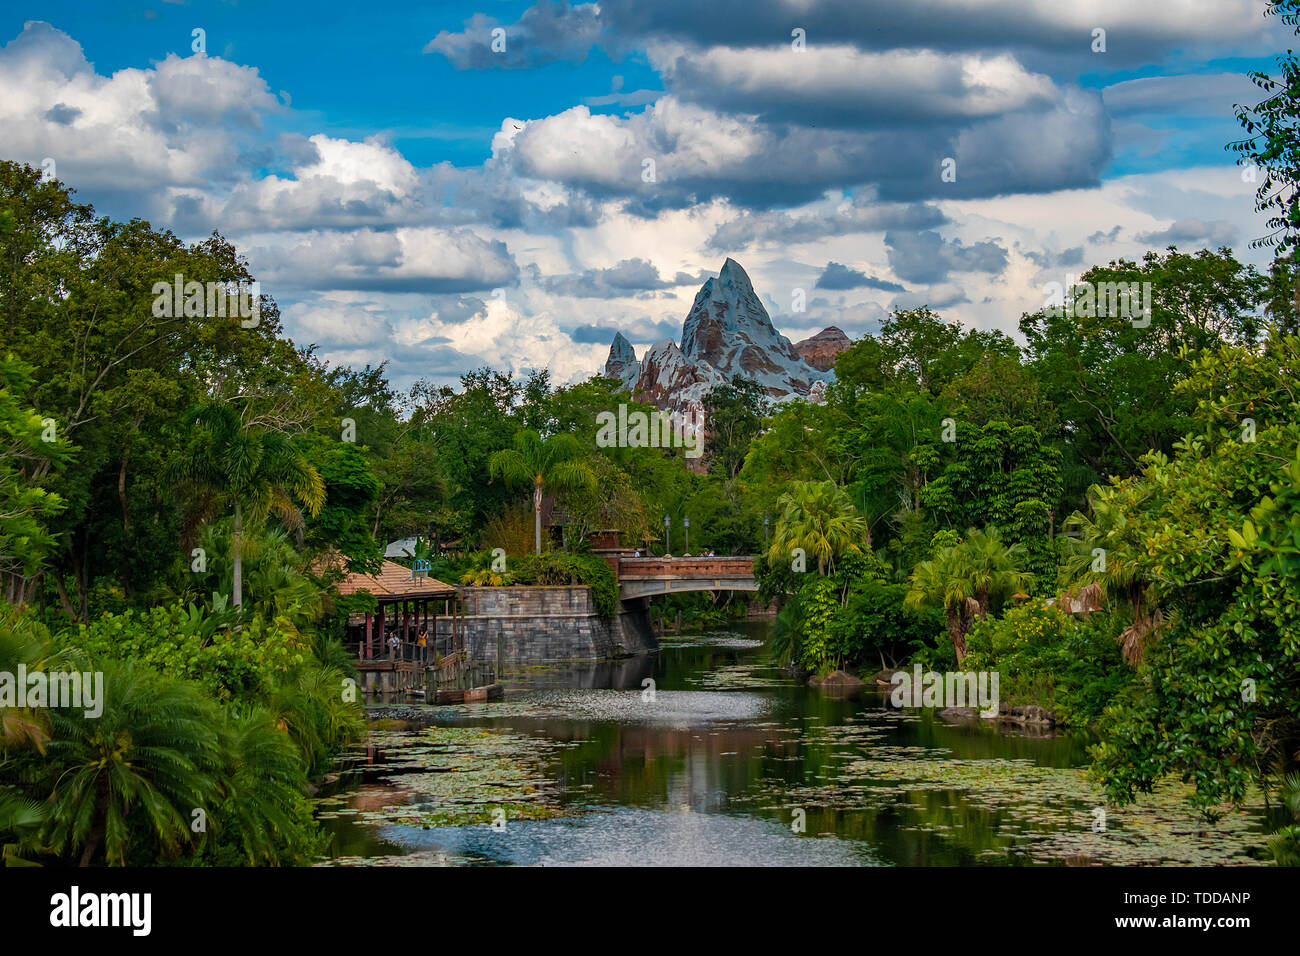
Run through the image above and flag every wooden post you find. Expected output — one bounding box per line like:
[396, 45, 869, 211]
[364, 611, 373, 660]
[402, 600, 410, 645]
[376, 605, 385, 659]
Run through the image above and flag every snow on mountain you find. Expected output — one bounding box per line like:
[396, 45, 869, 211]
[602, 258, 834, 412]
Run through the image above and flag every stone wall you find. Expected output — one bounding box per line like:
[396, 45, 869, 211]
[434, 586, 656, 662]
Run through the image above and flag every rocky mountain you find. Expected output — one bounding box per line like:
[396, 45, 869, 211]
[603, 258, 835, 412]
[793, 326, 852, 372]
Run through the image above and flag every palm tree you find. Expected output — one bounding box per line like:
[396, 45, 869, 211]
[962, 527, 1032, 618]
[488, 429, 597, 554]
[42, 660, 223, 866]
[210, 705, 316, 865]
[906, 544, 980, 662]
[172, 401, 325, 607]
[1061, 482, 1158, 663]
[905, 527, 1030, 662]
[767, 480, 868, 574]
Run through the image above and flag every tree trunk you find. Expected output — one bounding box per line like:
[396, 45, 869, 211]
[117, 456, 131, 532]
[79, 776, 108, 866]
[233, 501, 243, 607]
[53, 574, 77, 620]
[117, 455, 134, 600]
[533, 483, 543, 555]
[74, 529, 89, 622]
[947, 604, 968, 663]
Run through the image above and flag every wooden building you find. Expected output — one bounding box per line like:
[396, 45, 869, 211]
[328, 557, 463, 661]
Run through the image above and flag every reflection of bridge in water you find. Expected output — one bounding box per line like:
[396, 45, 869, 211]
[616, 556, 757, 601]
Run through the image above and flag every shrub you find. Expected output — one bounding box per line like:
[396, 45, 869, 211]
[962, 599, 1134, 725]
[61, 603, 309, 703]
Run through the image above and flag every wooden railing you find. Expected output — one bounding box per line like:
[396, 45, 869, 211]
[427, 651, 495, 691]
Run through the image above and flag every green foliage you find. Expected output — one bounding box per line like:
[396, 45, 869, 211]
[489, 427, 598, 554]
[1086, 335, 1300, 818]
[775, 551, 940, 673]
[37, 658, 223, 865]
[511, 551, 619, 618]
[63, 602, 310, 702]
[1231, 0, 1300, 270]
[767, 480, 867, 575]
[0, 354, 73, 580]
[195, 706, 327, 866]
[302, 436, 383, 574]
[0, 599, 361, 866]
[921, 420, 1062, 584]
[962, 601, 1135, 725]
[702, 375, 769, 480]
[905, 527, 1031, 661]
[1267, 774, 1300, 865]
[1020, 249, 1267, 498]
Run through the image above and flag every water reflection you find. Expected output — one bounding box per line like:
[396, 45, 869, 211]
[320, 623, 1267, 867]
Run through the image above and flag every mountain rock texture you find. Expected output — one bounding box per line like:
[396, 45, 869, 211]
[603, 258, 836, 412]
[793, 326, 852, 372]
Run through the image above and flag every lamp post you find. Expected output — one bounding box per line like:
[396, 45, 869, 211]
[763, 514, 769, 548]
[683, 515, 690, 555]
[664, 514, 671, 556]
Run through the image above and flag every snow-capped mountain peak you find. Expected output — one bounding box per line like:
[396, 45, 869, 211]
[602, 258, 834, 412]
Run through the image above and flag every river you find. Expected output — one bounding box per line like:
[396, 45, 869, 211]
[316, 622, 1270, 866]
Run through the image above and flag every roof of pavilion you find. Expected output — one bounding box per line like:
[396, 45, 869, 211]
[321, 555, 458, 601]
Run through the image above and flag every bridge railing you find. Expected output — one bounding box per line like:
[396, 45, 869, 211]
[617, 556, 757, 577]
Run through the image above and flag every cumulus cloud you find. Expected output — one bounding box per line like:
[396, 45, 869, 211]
[1, 13, 1277, 392]
[0, 22, 280, 199]
[707, 197, 947, 249]
[248, 226, 519, 294]
[885, 231, 1009, 284]
[653, 45, 1058, 127]
[497, 90, 1111, 208]
[571, 317, 680, 344]
[1135, 218, 1240, 247]
[816, 261, 905, 291]
[427, 0, 1273, 67]
[424, 3, 603, 69]
[542, 257, 681, 297]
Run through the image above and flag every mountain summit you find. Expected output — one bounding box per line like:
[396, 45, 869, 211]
[603, 258, 833, 412]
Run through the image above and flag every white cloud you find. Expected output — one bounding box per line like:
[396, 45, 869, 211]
[0, 22, 279, 195]
[652, 44, 1059, 125]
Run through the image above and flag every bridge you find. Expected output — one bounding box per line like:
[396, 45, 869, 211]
[615, 555, 757, 600]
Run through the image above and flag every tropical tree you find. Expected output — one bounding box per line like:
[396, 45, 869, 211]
[41, 659, 223, 866]
[962, 527, 1033, 617]
[488, 429, 597, 554]
[0, 355, 72, 604]
[172, 401, 325, 607]
[1231, 0, 1300, 284]
[905, 528, 1030, 662]
[205, 705, 320, 865]
[767, 480, 867, 575]
[702, 375, 769, 480]
[1060, 481, 1160, 663]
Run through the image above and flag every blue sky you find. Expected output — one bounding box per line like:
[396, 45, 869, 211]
[0, 1, 1288, 388]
